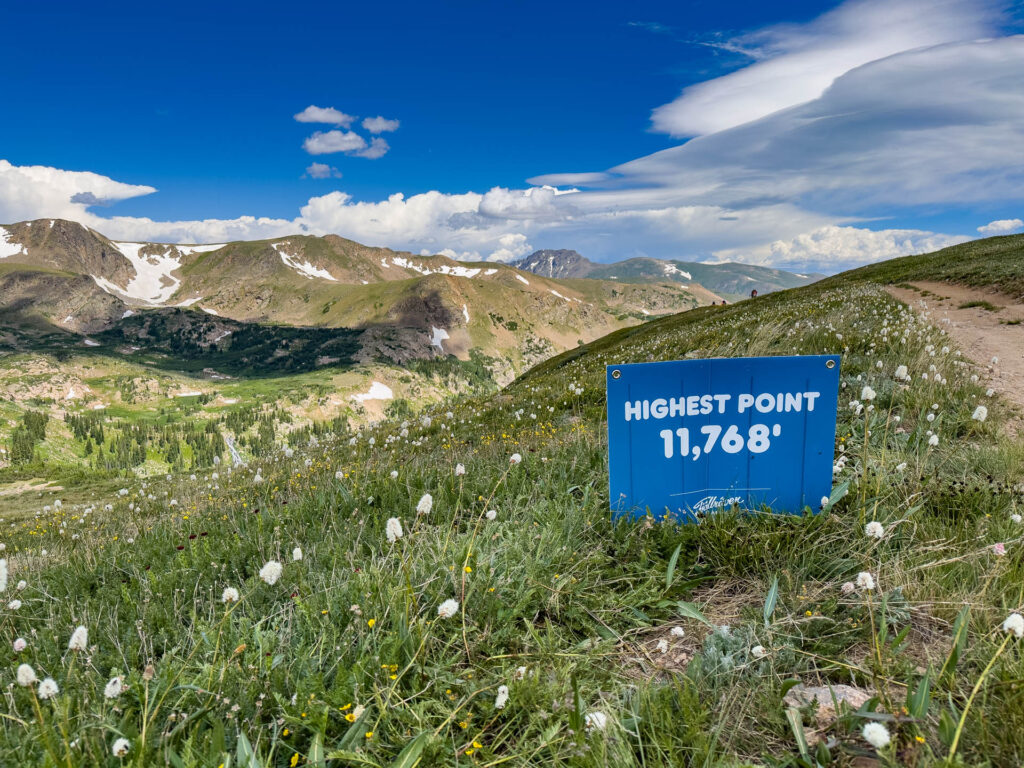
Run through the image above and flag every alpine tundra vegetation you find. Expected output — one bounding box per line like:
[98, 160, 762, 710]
[1, 239, 1023, 767]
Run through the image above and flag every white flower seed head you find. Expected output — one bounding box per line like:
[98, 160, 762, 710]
[68, 625, 88, 651]
[385, 517, 404, 543]
[292, 547, 303, 562]
[259, 560, 283, 586]
[221, 587, 240, 604]
[494, 684, 509, 710]
[584, 711, 608, 731]
[16, 663, 37, 686]
[416, 493, 433, 515]
[855, 572, 875, 591]
[37, 678, 59, 699]
[437, 598, 459, 619]
[112, 737, 131, 757]
[1003, 613, 1024, 639]
[863, 722, 890, 749]
[104, 676, 124, 699]
[865, 521, 885, 539]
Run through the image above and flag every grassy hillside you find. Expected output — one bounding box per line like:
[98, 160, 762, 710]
[837, 233, 1024, 299]
[1, 248, 1023, 766]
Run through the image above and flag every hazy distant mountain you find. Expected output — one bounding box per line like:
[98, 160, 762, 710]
[515, 249, 821, 299]
[0, 219, 720, 384]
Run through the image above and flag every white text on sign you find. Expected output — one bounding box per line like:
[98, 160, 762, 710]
[623, 391, 821, 422]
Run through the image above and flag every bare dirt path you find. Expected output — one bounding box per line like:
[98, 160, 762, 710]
[886, 281, 1024, 420]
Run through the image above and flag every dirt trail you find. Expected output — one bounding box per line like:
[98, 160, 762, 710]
[886, 281, 1024, 420]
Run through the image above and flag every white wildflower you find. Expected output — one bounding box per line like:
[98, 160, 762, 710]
[416, 493, 433, 515]
[584, 711, 608, 731]
[1011, 514, 1022, 524]
[437, 598, 459, 619]
[863, 722, 890, 749]
[751, 645, 768, 658]
[860, 386, 876, 402]
[389, 470, 398, 479]
[494, 684, 510, 709]
[292, 547, 303, 562]
[68, 625, 88, 651]
[855, 572, 875, 590]
[485, 509, 497, 521]
[0, 558, 6, 592]
[112, 737, 131, 757]
[259, 560, 283, 586]
[928, 434, 939, 447]
[972, 405, 988, 422]
[104, 676, 124, 699]
[37, 678, 59, 699]
[16, 663, 37, 686]
[455, 463, 466, 476]
[670, 626, 685, 638]
[655, 638, 669, 654]
[514, 666, 527, 680]
[13, 637, 27, 652]
[385, 517, 404, 543]
[7, 599, 21, 610]
[865, 521, 885, 539]
[894, 365, 908, 380]
[509, 453, 522, 465]
[221, 587, 240, 604]
[1003, 613, 1024, 639]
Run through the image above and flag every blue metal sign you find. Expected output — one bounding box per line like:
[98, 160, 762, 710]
[607, 355, 840, 520]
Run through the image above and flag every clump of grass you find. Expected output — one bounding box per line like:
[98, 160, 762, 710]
[958, 300, 1002, 311]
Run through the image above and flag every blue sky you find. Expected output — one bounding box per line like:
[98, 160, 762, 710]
[2, 0, 1024, 271]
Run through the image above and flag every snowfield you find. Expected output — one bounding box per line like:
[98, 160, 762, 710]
[271, 242, 337, 281]
[350, 381, 394, 403]
[0, 226, 26, 259]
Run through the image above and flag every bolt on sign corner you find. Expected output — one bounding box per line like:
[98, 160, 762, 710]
[606, 355, 840, 521]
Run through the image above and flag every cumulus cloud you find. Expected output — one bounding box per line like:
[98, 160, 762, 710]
[302, 130, 367, 155]
[0, 159, 155, 224]
[650, 0, 999, 136]
[304, 162, 342, 179]
[362, 116, 400, 134]
[713, 225, 969, 273]
[353, 137, 390, 159]
[294, 105, 355, 126]
[977, 218, 1023, 234]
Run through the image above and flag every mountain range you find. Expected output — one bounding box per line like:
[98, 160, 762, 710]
[515, 249, 822, 299]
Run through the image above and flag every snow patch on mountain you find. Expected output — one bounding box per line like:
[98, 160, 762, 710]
[271, 242, 337, 281]
[111, 242, 183, 304]
[662, 263, 692, 280]
[515, 274, 529, 285]
[430, 326, 450, 350]
[462, 304, 470, 323]
[0, 226, 26, 259]
[391, 256, 481, 278]
[351, 381, 394, 403]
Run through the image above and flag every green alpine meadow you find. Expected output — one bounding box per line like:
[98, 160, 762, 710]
[2, 236, 1022, 766]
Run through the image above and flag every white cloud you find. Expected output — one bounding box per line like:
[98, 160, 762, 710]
[353, 137, 390, 159]
[650, 0, 999, 136]
[0, 159, 156, 223]
[304, 162, 342, 179]
[488, 233, 533, 263]
[362, 116, 400, 134]
[713, 225, 969, 272]
[977, 217, 1023, 234]
[302, 130, 367, 155]
[294, 105, 355, 126]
